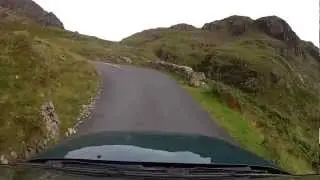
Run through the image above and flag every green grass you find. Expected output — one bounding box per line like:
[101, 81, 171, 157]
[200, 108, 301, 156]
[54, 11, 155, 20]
[0, 26, 99, 160]
[184, 86, 315, 174]
[185, 86, 269, 159]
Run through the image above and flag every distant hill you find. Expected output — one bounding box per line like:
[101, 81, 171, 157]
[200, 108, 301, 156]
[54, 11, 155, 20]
[122, 15, 320, 173]
[0, 0, 64, 28]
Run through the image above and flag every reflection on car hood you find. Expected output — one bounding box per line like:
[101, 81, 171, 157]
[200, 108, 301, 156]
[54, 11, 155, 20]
[65, 145, 212, 164]
[34, 131, 276, 168]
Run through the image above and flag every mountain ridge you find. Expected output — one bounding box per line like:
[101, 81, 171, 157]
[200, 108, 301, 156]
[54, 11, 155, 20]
[0, 0, 64, 28]
[127, 15, 318, 49]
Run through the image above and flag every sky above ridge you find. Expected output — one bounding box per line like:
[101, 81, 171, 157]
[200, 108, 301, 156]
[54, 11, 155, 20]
[34, 0, 319, 45]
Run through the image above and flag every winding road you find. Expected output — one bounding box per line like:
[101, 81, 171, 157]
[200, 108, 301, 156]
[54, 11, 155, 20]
[78, 61, 235, 145]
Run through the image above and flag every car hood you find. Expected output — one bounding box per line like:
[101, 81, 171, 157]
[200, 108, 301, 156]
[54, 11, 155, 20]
[33, 131, 277, 168]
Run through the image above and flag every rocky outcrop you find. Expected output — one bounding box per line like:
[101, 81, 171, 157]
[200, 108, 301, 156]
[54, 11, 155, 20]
[197, 55, 266, 93]
[254, 16, 299, 44]
[302, 41, 319, 61]
[38, 12, 64, 28]
[170, 23, 197, 31]
[202, 15, 304, 56]
[41, 101, 60, 141]
[0, 0, 64, 29]
[16, 101, 61, 160]
[202, 15, 300, 44]
[148, 60, 207, 88]
[202, 15, 253, 36]
[254, 16, 304, 56]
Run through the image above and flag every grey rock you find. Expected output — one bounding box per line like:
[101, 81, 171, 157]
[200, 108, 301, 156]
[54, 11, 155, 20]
[122, 56, 133, 64]
[189, 72, 206, 88]
[65, 127, 76, 137]
[200, 82, 209, 89]
[0, 155, 8, 164]
[10, 151, 17, 159]
[41, 101, 60, 141]
[24, 147, 36, 159]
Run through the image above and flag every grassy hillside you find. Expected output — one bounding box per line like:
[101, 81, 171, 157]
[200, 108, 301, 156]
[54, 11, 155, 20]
[0, 6, 155, 161]
[0, 28, 100, 160]
[122, 16, 320, 173]
[0, 8, 108, 160]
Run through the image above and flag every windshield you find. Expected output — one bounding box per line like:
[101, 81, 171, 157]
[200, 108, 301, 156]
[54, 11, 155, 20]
[0, 0, 319, 179]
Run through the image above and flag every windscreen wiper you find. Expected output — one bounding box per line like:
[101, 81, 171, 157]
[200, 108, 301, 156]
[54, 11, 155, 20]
[20, 158, 292, 179]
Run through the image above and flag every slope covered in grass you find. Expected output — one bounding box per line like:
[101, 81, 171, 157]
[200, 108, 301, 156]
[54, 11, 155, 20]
[122, 15, 320, 173]
[0, 6, 111, 160]
[0, 4, 156, 160]
[0, 28, 100, 159]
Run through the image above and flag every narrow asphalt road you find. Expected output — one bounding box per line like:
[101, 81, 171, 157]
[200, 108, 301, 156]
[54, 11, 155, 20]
[78, 61, 235, 145]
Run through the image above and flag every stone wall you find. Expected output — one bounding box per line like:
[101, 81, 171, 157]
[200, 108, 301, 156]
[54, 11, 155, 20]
[148, 60, 207, 88]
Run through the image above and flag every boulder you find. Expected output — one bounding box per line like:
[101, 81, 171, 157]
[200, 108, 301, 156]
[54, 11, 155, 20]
[121, 56, 133, 64]
[0, 155, 8, 164]
[189, 72, 206, 88]
[10, 151, 17, 159]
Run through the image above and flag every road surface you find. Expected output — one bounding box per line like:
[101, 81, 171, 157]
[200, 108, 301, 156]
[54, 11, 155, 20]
[78, 61, 235, 145]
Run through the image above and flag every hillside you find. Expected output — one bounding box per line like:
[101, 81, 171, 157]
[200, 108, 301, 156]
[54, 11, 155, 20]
[0, 29, 100, 160]
[0, 0, 155, 163]
[122, 15, 320, 173]
[0, 0, 115, 162]
[0, 0, 63, 28]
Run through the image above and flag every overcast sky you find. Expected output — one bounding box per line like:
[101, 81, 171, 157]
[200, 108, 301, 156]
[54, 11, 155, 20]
[34, 0, 319, 45]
